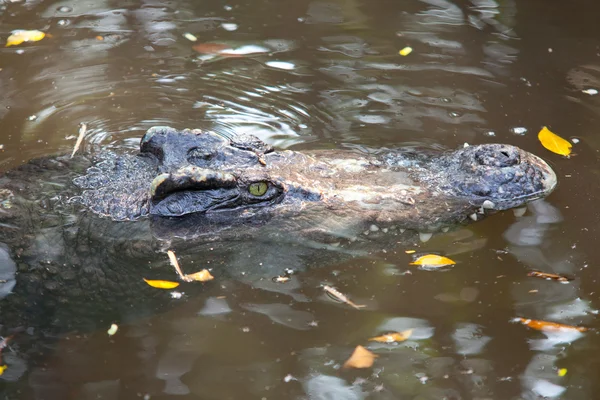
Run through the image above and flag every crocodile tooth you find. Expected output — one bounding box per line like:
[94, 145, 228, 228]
[463, 142, 470, 148]
[513, 207, 527, 217]
[419, 232, 433, 242]
[469, 213, 478, 221]
[441, 227, 449, 233]
[399, 228, 406, 233]
[482, 200, 495, 209]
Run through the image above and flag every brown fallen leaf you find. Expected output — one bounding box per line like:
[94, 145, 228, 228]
[343, 345, 377, 369]
[143, 278, 179, 289]
[167, 250, 213, 282]
[538, 126, 572, 156]
[182, 269, 214, 282]
[410, 254, 455, 268]
[527, 270, 572, 283]
[323, 285, 365, 310]
[369, 329, 413, 343]
[512, 317, 587, 332]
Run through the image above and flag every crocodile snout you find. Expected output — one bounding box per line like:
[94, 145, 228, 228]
[474, 145, 520, 167]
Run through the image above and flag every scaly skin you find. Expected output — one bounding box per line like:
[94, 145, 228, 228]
[0, 127, 556, 336]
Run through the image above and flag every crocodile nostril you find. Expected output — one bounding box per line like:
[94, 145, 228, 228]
[475, 147, 520, 167]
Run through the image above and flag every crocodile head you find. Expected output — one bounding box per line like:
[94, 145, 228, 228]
[73, 127, 557, 232]
[420, 143, 557, 211]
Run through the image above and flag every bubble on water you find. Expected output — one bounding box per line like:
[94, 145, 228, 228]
[484, 131, 496, 137]
[449, 111, 461, 118]
[511, 127, 527, 135]
[57, 19, 70, 26]
[265, 61, 295, 70]
[224, 5, 232, 10]
[57, 5, 72, 12]
[357, 115, 390, 124]
[221, 23, 238, 31]
[571, 138, 580, 144]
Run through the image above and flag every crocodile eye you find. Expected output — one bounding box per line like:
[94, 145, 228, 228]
[248, 181, 268, 196]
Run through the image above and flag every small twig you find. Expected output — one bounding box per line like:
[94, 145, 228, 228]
[323, 285, 366, 310]
[167, 250, 186, 280]
[70, 122, 87, 158]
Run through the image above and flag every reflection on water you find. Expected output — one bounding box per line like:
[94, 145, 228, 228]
[1, 0, 600, 399]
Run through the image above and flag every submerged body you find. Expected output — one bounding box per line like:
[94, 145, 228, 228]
[0, 127, 556, 335]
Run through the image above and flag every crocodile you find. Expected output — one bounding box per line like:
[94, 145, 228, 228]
[0, 126, 556, 336]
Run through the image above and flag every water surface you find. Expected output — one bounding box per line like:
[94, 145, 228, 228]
[1, 0, 600, 399]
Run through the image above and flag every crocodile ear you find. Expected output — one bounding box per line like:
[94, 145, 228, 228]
[229, 134, 274, 154]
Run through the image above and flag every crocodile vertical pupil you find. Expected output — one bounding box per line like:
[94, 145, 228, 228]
[249, 182, 268, 196]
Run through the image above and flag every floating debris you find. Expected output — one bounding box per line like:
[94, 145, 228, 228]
[323, 285, 365, 310]
[0, 335, 14, 374]
[410, 254, 455, 269]
[512, 317, 587, 332]
[167, 250, 214, 282]
[183, 269, 214, 282]
[527, 270, 572, 283]
[399, 46, 413, 56]
[143, 278, 180, 289]
[107, 323, 118, 336]
[6, 30, 45, 47]
[343, 345, 377, 369]
[70, 122, 87, 158]
[538, 126, 572, 156]
[369, 329, 413, 343]
[168, 250, 185, 278]
[183, 32, 198, 42]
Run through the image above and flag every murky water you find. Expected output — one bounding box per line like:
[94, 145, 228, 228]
[1, 0, 600, 398]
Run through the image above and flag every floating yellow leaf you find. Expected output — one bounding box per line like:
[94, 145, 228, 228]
[343, 345, 377, 369]
[6, 30, 46, 47]
[143, 278, 180, 289]
[405, 250, 416, 254]
[512, 317, 587, 332]
[369, 329, 413, 343]
[0, 365, 6, 375]
[538, 126, 572, 156]
[399, 46, 413, 56]
[410, 254, 455, 268]
[558, 368, 567, 377]
[183, 269, 214, 282]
